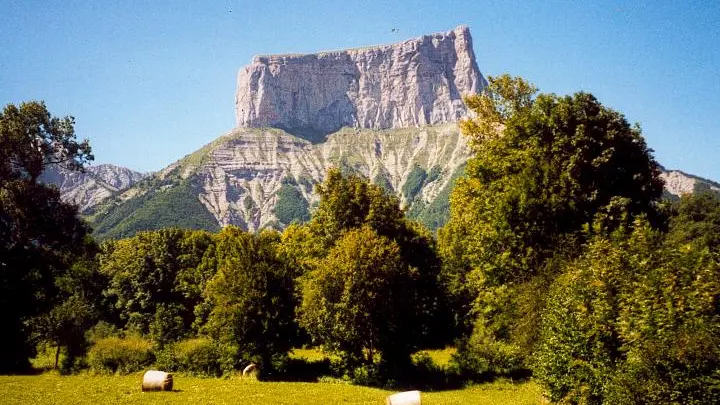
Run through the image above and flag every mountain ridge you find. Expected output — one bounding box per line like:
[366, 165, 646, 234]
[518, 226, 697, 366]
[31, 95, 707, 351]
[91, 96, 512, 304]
[40, 164, 146, 214]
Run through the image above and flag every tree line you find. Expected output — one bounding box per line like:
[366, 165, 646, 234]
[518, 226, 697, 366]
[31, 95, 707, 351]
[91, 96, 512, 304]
[2, 77, 719, 403]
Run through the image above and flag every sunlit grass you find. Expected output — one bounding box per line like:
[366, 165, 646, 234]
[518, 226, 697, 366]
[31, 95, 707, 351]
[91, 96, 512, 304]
[289, 347, 333, 362]
[413, 347, 457, 368]
[0, 373, 544, 405]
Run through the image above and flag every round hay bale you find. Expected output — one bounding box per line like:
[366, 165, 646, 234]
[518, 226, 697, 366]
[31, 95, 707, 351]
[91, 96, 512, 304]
[386, 390, 421, 405]
[142, 370, 173, 392]
[242, 362, 258, 377]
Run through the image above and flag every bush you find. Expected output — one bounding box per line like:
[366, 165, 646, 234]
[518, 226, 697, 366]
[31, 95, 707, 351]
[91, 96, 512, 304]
[87, 336, 154, 374]
[408, 352, 455, 389]
[156, 338, 225, 377]
[350, 364, 383, 386]
[534, 221, 720, 404]
[448, 316, 525, 382]
[86, 321, 122, 342]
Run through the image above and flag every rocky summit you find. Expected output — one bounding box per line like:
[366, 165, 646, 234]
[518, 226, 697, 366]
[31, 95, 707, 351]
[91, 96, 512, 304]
[235, 25, 486, 140]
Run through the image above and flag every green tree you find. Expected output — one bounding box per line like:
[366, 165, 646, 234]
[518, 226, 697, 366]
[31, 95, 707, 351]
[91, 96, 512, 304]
[287, 170, 453, 381]
[442, 74, 663, 287]
[666, 191, 720, 251]
[298, 226, 425, 375]
[0, 101, 93, 372]
[34, 252, 108, 372]
[535, 220, 720, 404]
[438, 75, 664, 360]
[308, 169, 451, 347]
[99, 228, 213, 344]
[200, 227, 297, 373]
[309, 168, 405, 249]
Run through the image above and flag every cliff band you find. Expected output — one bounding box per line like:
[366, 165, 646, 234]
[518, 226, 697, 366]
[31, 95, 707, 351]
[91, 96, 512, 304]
[235, 25, 486, 139]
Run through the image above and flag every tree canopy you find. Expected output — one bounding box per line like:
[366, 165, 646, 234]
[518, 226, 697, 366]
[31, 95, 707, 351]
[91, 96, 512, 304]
[290, 169, 451, 378]
[298, 226, 420, 370]
[200, 227, 297, 373]
[441, 75, 664, 287]
[0, 101, 93, 372]
[438, 75, 665, 367]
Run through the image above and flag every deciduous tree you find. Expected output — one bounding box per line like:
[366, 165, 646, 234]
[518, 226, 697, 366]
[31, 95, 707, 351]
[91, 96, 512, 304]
[439, 75, 664, 362]
[0, 101, 93, 372]
[200, 227, 297, 373]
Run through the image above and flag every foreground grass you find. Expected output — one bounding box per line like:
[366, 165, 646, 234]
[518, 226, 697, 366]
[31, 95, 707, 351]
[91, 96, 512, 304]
[0, 373, 544, 405]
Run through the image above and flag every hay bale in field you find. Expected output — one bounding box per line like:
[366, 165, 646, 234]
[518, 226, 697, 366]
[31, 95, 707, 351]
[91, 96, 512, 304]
[141, 370, 173, 391]
[242, 362, 258, 377]
[386, 390, 421, 405]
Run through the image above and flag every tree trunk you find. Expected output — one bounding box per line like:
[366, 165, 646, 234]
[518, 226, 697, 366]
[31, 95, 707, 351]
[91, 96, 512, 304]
[54, 344, 61, 370]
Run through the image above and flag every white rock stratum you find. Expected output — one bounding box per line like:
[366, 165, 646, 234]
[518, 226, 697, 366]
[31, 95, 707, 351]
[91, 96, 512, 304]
[235, 26, 486, 137]
[151, 124, 469, 232]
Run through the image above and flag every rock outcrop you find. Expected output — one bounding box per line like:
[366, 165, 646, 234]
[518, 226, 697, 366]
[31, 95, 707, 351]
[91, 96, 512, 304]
[235, 26, 485, 139]
[40, 164, 146, 213]
[661, 169, 720, 197]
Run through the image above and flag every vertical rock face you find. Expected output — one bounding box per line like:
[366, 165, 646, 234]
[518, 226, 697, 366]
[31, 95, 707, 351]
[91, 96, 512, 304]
[235, 25, 486, 139]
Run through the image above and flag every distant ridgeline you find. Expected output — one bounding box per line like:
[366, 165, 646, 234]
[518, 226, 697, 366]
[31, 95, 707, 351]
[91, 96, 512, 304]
[40, 26, 720, 239]
[659, 167, 720, 201]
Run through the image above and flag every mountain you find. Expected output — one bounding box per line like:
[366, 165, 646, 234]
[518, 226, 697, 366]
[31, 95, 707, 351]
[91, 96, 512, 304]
[235, 25, 484, 141]
[659, 169, 720, 199]
[89, 26, 484, 239]
[90, 124, 469, 239]
[40, 164, 146, 214]
[85, 26, 718, 240]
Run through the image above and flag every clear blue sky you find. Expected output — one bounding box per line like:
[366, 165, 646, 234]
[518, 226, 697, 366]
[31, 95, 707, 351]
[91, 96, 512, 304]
[1, 0, 718, 180]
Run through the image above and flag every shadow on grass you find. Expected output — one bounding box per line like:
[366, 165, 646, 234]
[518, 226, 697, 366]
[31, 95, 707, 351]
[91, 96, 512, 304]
[264, 358, 334, 382]
[262, 357, 532, 392]
[0, 367, 46, 376]
[376, 364, 532, 392]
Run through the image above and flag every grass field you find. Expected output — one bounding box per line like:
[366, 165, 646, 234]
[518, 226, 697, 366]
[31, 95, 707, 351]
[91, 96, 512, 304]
[0, 373, 544, 405]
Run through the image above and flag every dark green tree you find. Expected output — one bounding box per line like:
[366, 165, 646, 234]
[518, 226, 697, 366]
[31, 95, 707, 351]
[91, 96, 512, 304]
[298, 226, 426, 376]
[34, 252, 108, 372]
[200, 227, 297, 374]
[0, 101, 93, 372]
[666, 192, 720, 251]
[309, 168, 405, 248]
[292, 170, 452, 380]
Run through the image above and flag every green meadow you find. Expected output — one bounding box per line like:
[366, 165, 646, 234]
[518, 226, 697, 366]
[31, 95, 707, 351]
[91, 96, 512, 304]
[0, 373, 543, 405]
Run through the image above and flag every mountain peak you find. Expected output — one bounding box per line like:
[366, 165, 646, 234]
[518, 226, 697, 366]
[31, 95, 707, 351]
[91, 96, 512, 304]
[235, 26, 486, 141]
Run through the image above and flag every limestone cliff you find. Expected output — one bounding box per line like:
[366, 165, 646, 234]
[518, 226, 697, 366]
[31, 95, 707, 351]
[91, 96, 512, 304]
[235, 26, 485, 139]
